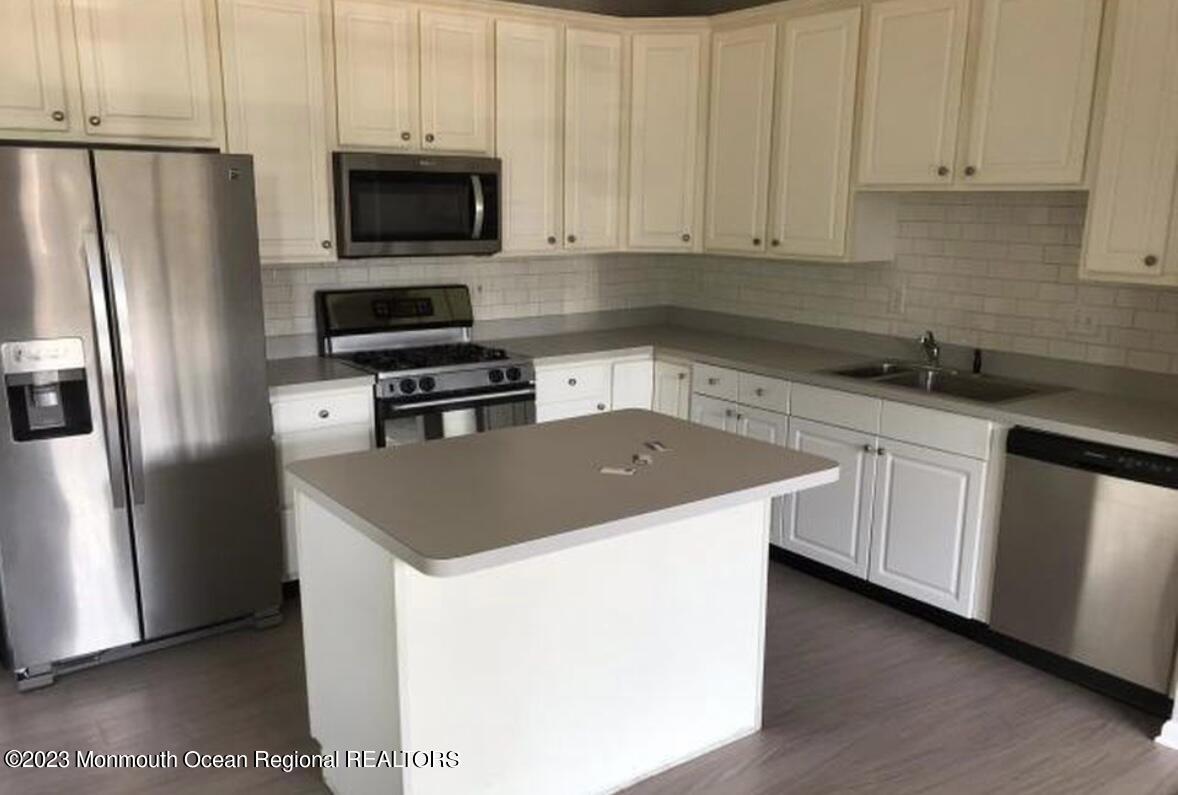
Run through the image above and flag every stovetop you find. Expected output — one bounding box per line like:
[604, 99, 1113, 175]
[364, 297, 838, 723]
[340, 343, 513, 374]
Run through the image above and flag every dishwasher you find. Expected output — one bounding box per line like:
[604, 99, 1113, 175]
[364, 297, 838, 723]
[990, 427, 1178, 696]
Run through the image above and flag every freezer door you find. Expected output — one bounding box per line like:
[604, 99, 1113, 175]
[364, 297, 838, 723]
[92, 151, 281, 639]
[0, 148, 141, 669]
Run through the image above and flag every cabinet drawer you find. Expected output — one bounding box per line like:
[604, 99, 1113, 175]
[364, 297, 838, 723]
[275, 423, 375, 506]
[536, 398, 610, 423]
[791, 383, 881, 433]
[738, 372, 790, 413]
[880, 401, 993, 460]
[692, 363, 739, 400]
[536, 361, 611, 404]
[272, 390, 372, 435]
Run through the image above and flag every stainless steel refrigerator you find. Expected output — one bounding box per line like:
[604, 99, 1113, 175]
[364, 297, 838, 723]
[0, 147, 281, 689]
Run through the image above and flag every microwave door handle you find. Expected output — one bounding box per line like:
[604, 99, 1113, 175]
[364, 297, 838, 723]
[471, 174, 485, 240]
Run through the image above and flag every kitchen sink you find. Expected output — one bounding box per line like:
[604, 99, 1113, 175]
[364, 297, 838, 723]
[829, 361, 1051, 404]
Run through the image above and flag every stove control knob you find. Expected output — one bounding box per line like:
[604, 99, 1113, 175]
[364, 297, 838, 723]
[419, 376, 437, 393]
[505, 366, 522, 382]
[488, 368, 505, 384]
[400, 379, 417, 394]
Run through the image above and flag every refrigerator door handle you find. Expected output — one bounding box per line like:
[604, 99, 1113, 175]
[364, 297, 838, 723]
[83, 233, 128, 510]
[103, 233, 146, 506]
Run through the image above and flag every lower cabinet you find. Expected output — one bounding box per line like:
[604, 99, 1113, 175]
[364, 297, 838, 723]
[781, 417, 876, 578]
[867, 440, 985, 616]
[535, 353, 655, 421]
[653, 360, 691, 419]
[689, 393, 739, 432]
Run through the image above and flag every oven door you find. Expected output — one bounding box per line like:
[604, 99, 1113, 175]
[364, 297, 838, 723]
[376, 388, 535, 447]
[334, 152, 501, 258]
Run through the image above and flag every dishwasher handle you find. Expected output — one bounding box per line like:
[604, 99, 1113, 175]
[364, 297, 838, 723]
[1007, 427, 1178, 489]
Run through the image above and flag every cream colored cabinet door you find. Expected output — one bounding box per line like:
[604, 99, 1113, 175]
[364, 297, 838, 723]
[73, 0, 218, 141]
[563, 28, 623, 251]
[768, 7, 861, 258]
[1082, 0, 1178, 285]
[611, 358, 654, 410]
[627, 31, 704, 251]
[689, 394, 739, 433]
[334, 0, 418, 149]
[0, 0, 71, 132]
[496, 19, 562, 255]
[419, 8, 492, 153]
[868, 440, 984, 617]
[653, 360, 690, 419]
[857, 0, 969, 185]
[962, 0, 1102, 185]
[704, 23, 776, 253]
[781, 418, 876, 577]
[219, 0, 334, 263]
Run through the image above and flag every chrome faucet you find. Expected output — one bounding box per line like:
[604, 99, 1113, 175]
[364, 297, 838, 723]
[919, 330, 941, 367]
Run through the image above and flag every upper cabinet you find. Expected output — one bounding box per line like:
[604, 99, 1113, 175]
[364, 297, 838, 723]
[419, 8, 492, 152]
[495, 18, 563, 255]
[768, 7, 861, 258]
[563, 28, 623, 251]
[859, 0, 1101, 188]
[0, 0, 221, 144]
[219, 0, 334, 263]
[1082, 0, 1178, 285]
[627, 31, 707, 251]
[963, 0, 1102, 185]
[858, 0, 969, 186]
[333, 0, 419, 149]
[704, 23, 776, 254]
[0, 0, 71, 132]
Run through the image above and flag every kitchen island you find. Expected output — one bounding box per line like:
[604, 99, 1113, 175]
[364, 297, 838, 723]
[288, 409, 837, 795]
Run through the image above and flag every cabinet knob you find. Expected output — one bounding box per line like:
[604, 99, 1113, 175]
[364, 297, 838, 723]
[876, 447, 886, 456]
[401, 131, 411, 141]
[725, 408, 734, 417]
[771, 239, 781, 247]
[936, 165, 950, 177]
[51, 110, 65, 122]
[1145, 255, 1159, 267]
[567, 377, 577, 386]
[964, 165, 977, 177]
[88, 115, 101, 127]
[752, 237, 762, 246]
[754, 387, 765, 397]
[547, 235, 557, 245]
[863, 444, 876, 454]
[677, 372, 685, 381]
[596, 403, 606, 411]
[567, 234, 577, 244]
[318, 409, 330, 419]
[321, 240, 332, 250]
[425, 133, 435, 143]
[681, 233, 691, 243]
[707, 377, 719, 385]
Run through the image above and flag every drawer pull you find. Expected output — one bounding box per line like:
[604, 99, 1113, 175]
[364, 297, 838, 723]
[568, 377, 577, 386]
[754, 387, 765, 397]
[317, 409, 330, 419]
[863, 444, 876, 454]
[707, 377, 719, 386]
[725, 409, 734, 417]
[596, 403, 606, 411]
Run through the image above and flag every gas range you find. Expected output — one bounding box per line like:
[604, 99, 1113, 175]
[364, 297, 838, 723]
[316, 286, 536, 446]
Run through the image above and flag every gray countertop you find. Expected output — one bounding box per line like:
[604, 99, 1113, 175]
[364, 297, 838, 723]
[266, 356, 372, 398]
[288, 409, 838, 576]
[496, 325, 1178, 457]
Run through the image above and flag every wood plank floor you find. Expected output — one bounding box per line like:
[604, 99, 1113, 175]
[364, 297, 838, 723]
[1, 562, 1176, 794]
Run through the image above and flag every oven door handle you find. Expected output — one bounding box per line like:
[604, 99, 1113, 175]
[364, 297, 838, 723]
[471, 174, 485, 240]
[387, 388, 534, 412]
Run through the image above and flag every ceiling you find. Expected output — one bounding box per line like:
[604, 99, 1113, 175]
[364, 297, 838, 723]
[515, 0, 773, 16]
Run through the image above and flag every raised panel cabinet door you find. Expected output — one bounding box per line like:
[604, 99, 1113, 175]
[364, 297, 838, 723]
[857, 0, 969, 185]
[611, 359, 654, 410]
[704, 23, 775, 253]
[496, 19, 562, 254]
[564, 28, 623, 251]
[868, 440, 985, 617]
[736, 406, 789, 549]
[963, 0, 1102, 185]
[653, 361, 691, 419]
[219, 0, 334, 263]
[628, 31, 704, 250]
[419, 8, 492, 153]
[768, 7, 861, 258]
[1082, 0, 1178, 283]
[689, 394, 739, 434]
[334, 0, 418, 148]
[73, 0, 218, 140]
[0, 0, 71, 131]
[781, 418, 876, 578]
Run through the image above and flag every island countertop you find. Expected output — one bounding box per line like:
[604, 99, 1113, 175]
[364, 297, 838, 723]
[287, 409, 838, 576]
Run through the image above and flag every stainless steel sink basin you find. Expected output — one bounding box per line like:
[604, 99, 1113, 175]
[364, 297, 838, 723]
[829, 361, 1051, 404]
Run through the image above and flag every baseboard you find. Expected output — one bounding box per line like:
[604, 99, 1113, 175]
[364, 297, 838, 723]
[769, 546, 1174, 718]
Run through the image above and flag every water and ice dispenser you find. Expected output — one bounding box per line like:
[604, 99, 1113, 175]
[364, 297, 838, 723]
[1, 338, 92, 442]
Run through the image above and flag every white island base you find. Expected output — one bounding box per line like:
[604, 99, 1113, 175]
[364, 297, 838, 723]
[298, 493, 773, 795]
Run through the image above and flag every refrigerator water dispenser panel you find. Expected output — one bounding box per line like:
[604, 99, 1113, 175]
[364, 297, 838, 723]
[2, 338, 92, 442]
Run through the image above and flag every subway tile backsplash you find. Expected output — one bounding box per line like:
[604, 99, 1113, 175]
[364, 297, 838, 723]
[262, 192, 1178, 375]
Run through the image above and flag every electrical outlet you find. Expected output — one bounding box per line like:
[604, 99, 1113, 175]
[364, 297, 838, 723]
[1067, 305, 1101, 337]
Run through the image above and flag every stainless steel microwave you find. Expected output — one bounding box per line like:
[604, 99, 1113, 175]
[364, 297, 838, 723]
[333, 152, 501, 258]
